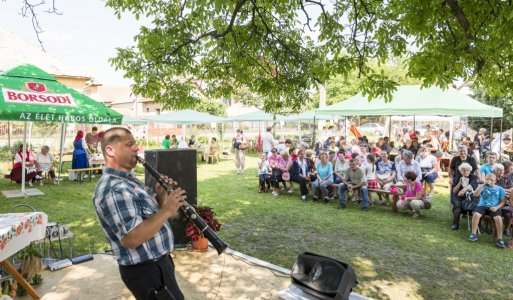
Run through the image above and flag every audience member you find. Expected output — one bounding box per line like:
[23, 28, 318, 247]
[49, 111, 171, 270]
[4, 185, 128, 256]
[257, 152, 271, 193]
[35, 145, 57, 185]
[312, 152, 333, 203]
[396, 150, 422, 185]
[450, 163, 479, 230]
[269, 148, 284, 196]
[233, 129, 248, 175]
[290, 150, 311, 201]
[480, 152, 498, 181]
[469, 173, 507, 248]
[333, 150, 349, 184]
[395, 171, 427, 218]
[338, 158, 369, 212]
[449, 145, 479, 185]
[85, 126, 100, 153]
[162, 134, 171, 149]
[9, 144, 40, 186]
[262, 126, 275, 154]
[416, 146, 438, 196]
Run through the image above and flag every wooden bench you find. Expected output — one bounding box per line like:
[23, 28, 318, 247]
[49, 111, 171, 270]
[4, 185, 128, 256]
[68, 167, 102, 183]
[368, 188, 399, 212]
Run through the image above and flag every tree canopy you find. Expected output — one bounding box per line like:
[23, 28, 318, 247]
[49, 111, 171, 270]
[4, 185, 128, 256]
[106, 0, 513, 112]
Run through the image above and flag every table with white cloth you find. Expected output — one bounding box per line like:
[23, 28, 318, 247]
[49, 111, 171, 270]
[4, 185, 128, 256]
[0, 212, 48, 299]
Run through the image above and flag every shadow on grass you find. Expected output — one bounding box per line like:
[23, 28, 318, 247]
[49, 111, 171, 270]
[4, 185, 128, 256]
[197, 158, 512, 300]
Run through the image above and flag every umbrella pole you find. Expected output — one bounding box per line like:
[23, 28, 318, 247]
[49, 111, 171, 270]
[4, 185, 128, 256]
[57, 123, 66, 185]
[21, 122, 27, 194]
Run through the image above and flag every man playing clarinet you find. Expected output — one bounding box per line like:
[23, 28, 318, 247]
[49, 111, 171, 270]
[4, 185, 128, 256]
[93, 127, 187, 300]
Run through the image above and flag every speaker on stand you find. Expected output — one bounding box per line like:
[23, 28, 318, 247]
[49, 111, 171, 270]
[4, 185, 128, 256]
[144, 149, 197, 246]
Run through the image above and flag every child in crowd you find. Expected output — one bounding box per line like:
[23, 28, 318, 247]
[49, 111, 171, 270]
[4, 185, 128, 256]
[258, 152, 271, 192]
[365, 154, 378, 204]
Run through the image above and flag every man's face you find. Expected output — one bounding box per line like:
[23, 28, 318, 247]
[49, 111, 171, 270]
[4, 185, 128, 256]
[459, 148, 467, 156]
[349, 161, 358, 170]
[487, 155, 497, 165]
[109, 132, 139, 171]
[485, 174, 496, 187]
[380, 152, 388, 161]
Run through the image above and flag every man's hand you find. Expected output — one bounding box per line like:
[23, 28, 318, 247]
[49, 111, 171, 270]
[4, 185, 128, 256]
[160, 188, 186, 216]
[490, 206, 498, 212]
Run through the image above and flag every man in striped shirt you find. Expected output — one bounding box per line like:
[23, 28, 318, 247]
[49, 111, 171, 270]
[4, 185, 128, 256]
[93, 127, 186, 300]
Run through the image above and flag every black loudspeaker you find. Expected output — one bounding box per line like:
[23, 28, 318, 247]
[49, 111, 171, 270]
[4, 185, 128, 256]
[144, 149, 197, 245]
[291, 252, 357, 300]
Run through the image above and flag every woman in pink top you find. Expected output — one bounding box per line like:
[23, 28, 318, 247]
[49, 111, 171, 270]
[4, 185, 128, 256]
[395, 170, 426, 218]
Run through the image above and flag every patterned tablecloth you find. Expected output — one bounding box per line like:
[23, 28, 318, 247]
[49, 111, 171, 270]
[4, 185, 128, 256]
[0, 212, 48, 261]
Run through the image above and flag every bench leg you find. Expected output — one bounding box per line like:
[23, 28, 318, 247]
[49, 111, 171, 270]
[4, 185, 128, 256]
[392, 194, 398, 212]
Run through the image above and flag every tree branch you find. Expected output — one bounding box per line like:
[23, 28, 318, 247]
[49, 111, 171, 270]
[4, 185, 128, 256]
[445, 0, 474, 39]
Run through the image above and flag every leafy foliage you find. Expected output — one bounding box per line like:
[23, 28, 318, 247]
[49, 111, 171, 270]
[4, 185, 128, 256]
[107, 0, 513, 112]
[192, 97, 227, 117]
[185, 205, 221, 241]
[469, 89, 513, 131]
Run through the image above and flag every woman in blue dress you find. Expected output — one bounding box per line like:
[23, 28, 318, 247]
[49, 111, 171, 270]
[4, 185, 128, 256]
[72, 130, 89, 170]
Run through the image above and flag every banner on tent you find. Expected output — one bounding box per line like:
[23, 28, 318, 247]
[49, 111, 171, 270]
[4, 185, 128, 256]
[3, 88, 76, 106]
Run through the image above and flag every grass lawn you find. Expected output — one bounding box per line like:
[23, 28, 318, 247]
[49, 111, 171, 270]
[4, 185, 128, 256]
[1, 156, 513, 299]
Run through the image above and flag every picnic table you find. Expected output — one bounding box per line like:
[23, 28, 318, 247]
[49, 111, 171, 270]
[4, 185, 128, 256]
[0, 212, 48, 299]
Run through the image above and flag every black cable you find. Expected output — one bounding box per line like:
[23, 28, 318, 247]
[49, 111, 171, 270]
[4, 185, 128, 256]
[226, 251, 290, 278]
[213, 253, 226, 300]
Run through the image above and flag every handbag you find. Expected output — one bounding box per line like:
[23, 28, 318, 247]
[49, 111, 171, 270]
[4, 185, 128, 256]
[461, 190, 478, 211]
[282, 171, 290, 181]
[422, 194, 432, 209]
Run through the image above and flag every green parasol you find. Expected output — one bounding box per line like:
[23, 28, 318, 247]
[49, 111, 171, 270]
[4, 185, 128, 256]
[0, 64, 122, 124]
[0, 64, 122, 198]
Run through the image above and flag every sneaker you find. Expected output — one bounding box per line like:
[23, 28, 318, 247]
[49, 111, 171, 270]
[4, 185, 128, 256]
[337, 204, 346, 209]
[504, 230, 512, 238]
[362, 207, 368, 213]
[312, 196, 318, 201]
[451, 224, 459, 231]
[468, 234, 478, 242]
[83, 174, 89, 179]
[35, 175, 43, 180]
[323, 197, 330, 204]
[280, 187, 285, 191]
[301, 195, 307, 202]
[412, 212, 420, 218]
[271, 191, 278, 196]
[28, 182, 33, 187]
[288, 189, 294, 194]
[496, 239, 506, 248]
[91, 174, 96, 178]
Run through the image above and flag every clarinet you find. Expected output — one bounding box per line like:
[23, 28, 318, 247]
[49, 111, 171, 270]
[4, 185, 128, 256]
[136, 156, 228, 255]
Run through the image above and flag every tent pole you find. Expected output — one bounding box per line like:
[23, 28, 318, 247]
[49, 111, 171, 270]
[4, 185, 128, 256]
[57, 123, 66, 185]
[312, 116, 317, 149]
[500, 118, 503, 162]
[344, 117, 347, 138]
[298, 120, 302, 142]
[388, 116, 392, 138]
[413, 115, 416, 134]
[490, 117, 494, 140]
[21, 122, 27, 194]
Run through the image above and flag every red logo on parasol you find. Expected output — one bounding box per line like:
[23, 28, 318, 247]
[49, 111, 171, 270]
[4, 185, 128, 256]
[26, 82, 47, 93]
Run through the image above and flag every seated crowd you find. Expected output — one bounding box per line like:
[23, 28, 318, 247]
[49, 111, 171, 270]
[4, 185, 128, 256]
[256, 128, 513, 248]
